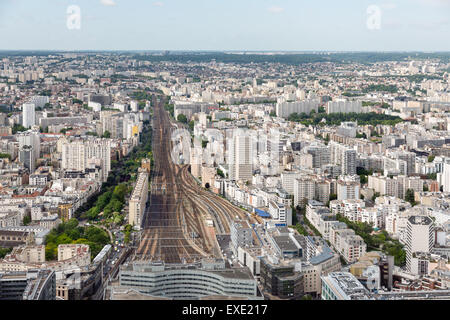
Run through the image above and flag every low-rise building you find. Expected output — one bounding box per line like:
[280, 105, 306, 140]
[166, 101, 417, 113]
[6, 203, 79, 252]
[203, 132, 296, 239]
[321, 272, 371, 300]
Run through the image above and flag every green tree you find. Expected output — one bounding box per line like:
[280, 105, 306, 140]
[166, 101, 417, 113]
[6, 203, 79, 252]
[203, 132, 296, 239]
[188, 120, 195, 131]
[372, 192, 381, 202]
[360, 175, 368, 184]
[177, 114, 188, 123]
[102, 131, 111, 138]
[60, 127, 73, 134]
[12, 124, 27, 134]
[356, 133, 367, 139]
[217, 168, 225, 178]
[66, 218, 79, 230]
[45, 243, 58, 261]
[0, 247, 12, 259]
[86, 207, 101, 220]
[405, 189, 416, 206]
[294, 223, 309, 236]
[23, 214, 31, 226]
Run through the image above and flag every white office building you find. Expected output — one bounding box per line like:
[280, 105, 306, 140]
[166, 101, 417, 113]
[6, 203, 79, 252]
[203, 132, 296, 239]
[321, 272, 371, 300]
[228, 132, 253, 182]
[406, 216, 435, 274]
[22, 103, 36, 128]
[17, 131, 40, 161]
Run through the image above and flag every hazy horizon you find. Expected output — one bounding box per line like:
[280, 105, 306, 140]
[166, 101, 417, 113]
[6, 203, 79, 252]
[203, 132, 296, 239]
[0, 0, 449, 51]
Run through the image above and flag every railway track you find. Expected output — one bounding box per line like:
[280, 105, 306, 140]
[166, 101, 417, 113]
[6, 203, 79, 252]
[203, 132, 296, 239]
[136, 95, 258, 264]
[136, 95, 226, 264]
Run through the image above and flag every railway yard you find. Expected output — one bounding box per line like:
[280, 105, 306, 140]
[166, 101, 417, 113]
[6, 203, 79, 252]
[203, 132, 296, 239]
[135, 96, 257, 264]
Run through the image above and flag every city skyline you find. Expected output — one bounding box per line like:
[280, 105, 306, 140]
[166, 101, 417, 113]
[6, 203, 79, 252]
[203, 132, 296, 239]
[0, 0, 450, 51]
[1, 0, 450, 305]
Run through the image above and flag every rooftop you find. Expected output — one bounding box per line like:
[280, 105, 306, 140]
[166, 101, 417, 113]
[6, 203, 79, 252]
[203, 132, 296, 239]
[322, 272, 372, 300]
[272, 236, 299, 252]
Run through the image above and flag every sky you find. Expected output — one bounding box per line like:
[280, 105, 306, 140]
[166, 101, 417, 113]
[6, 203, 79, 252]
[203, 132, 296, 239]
[0, 0, 449, 51]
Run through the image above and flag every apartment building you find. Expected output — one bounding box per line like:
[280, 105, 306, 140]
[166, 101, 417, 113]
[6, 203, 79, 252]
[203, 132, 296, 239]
[332, 229, 367, 264]
[276, 99, 319, 118]
[294, 177, 316, 207]
[330, 142, 356, 175]
[327, 100, 363, 114]
[369, 174, 423, 199]
[281, 171, 303, 195]
[269, 201, 292, 226]
[336, 180, 360, 200]
[128, 170, 149, 229]
[61, 138, 111, 182]
[231, 220, 253, 254]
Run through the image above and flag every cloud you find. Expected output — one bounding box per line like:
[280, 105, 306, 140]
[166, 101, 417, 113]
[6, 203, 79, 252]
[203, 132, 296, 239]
[100, 0, 116, 6]
[411, 18, 450, 30]
[416, 0, 450, 6]
[267, 6, 284, 14]
[381, 3, 398, 10]
[153, 2, 164, 7]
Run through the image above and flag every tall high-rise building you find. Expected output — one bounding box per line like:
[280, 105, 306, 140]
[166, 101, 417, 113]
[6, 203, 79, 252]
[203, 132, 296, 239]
[19, 145, 35, 173]
[394, 151, 416, 176]
[342, 149, 357, 176]
[305, 143, 330, 169]
[228, 132, 253, 182]
[330, 142, 356, 176]
[406, 216, 434, 274]
[281, 171, 303, 195]
[22, 103, 36, 128]
[17, 131, 40, 161]
[294, 176, 316, 207]
[315, 180, 331, 205]
[61, 138, 111, 182]
[443, 163, 450, 193]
